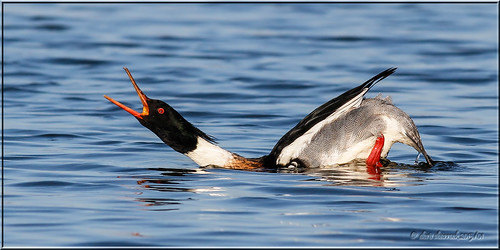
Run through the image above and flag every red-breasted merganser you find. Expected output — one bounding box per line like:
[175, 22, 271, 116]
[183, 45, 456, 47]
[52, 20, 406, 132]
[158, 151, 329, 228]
[104, 67, 433, 171]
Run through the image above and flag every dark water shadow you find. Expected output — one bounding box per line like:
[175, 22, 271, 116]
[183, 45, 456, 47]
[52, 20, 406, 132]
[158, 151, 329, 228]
[134, 167, 202, 193]
[126, 167, 207, 209]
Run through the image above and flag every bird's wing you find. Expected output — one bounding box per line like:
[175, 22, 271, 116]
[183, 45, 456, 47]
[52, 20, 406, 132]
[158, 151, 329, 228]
[268, 67, 397, 166]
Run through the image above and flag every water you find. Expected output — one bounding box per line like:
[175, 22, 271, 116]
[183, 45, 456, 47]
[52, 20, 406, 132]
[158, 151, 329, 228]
[3, 3, 498, 247]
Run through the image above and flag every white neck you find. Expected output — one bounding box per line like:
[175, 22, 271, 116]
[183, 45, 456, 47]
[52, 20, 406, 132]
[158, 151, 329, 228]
[185, 137, 235, 167]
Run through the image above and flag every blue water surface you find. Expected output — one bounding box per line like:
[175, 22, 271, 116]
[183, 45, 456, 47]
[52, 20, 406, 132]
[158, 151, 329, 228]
[3, 3, 498, 247]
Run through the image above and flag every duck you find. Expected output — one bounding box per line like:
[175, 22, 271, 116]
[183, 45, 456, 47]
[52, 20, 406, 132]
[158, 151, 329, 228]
[104, 67, 433, 171]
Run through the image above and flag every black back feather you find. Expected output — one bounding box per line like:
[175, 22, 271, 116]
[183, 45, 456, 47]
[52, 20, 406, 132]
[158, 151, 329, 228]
[266, 67, 397, 166]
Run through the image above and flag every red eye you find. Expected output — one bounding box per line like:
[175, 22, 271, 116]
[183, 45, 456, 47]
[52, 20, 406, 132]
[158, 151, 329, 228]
[157, 108, 164, 114]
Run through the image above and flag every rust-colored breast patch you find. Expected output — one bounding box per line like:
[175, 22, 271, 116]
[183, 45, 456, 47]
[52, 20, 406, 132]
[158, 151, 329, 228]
[225, 154, 265, 171]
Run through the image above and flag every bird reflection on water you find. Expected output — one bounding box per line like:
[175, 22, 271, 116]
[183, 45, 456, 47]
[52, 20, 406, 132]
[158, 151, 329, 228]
[132, 159, 458, 209]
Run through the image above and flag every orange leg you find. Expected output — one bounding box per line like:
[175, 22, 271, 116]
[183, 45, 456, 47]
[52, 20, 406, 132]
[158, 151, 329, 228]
[366, 134, 384, 174]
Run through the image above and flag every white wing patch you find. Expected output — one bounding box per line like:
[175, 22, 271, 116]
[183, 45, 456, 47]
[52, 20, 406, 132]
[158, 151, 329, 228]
[276, 88, 370, 166]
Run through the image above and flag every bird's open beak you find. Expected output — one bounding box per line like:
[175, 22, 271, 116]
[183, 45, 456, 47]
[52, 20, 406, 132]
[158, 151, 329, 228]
[104, 67, 150, 119]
